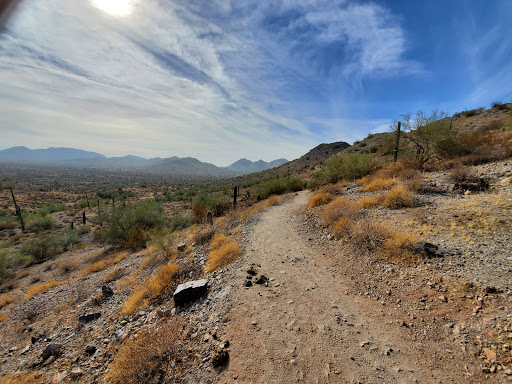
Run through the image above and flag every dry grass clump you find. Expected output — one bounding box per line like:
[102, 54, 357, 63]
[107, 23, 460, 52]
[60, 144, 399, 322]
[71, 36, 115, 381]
[264, 195, 283, 207]
[81, 250, 129, 275]
[382, 185, 415, 209]
[105, 319, 188, 384]
[122, 262, 180, 315]
[24, 280, 64, 300]
[205, 234, 242, 272]
[361, 177, 396, 192]
[103, 266, 128, 283]
[0, 372, 43, 383]
[307, 192, 333, 210]
[331, 217, 353, 238]
[0, 292, 15, 309]
[356, 195, 383, 209]
[321, 197, 359, 227]
[382, 229, 419, 260]
[0, 311, 9, 323]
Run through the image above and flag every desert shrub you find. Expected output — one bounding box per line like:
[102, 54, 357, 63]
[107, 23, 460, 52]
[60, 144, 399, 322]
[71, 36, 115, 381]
[147, 228, 176, 259]
[350, 215, 390, 254]
[382, 185, 415, 209]
[205, 234, 241, 272]
[382, 230, 419, 260]
[26, 216, 57, 233]
[193, 193, 229, 219]
[463, 108, 483, 117]
[361, 177, 396, 192]
[103, 266, 128, 283]
[318, 154, 377, 183]
[258, 175, 303, 199]
[193, 225, 214, 246]
[0, 372, 43, 383]
[122, 262, 179, 314]
[307, 192, 333, 210]
[105, 319, 187, 384]
[169, 211, 195, 232]
[449, 164, 479, 183]
[19, 234, 59, 263]
[331, 217, 353, 238]
[24, 280, 64, 300]
[38, 203, 70, 216]
[492, 101, 509, 110]
[56, 228, 81, 251]
[320, 197, 359, 227]
[101, 200, 166, 247]
[264, 195, 283, 207]
[356, 195, 383, 209]
[0, 250, 8, 282]
[77, 225, 90, 235]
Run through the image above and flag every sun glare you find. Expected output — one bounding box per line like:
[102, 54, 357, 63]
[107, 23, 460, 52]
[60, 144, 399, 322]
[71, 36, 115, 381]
[90, 0, 134, 17]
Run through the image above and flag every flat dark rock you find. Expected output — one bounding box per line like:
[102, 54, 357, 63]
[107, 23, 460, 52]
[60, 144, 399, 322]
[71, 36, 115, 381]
[173, 279, 208, 307]
[78, 312, 101, 323]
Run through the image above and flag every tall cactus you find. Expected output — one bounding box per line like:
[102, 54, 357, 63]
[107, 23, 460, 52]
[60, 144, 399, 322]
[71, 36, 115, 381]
[9, 187, 24, 231]
[393, 121, 401, 162]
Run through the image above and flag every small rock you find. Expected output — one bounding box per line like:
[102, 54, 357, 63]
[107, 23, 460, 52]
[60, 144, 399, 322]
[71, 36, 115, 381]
[211, 349, 229, 367]
[375, 361, 384, 371]
[69, 368, 83, 379]
[177, 242, 186, 251]
[101, 285, 114, 298]
[78, 312, 101, 323]
[173, 279, 208, 307]
[483, 348, 497, 360]
[85, 345, 97, 355]
[504, 369, 512, 376]
[485, 286, 497, 294]
[255, 275, 269, 285]
[247, 266, 257, 276]
[481, 367, 490, 373]
[244, 280, 253, 287]
[489, 366, 496, 373]
[473, 306, 482, 314]
[438, 295, 447, 302]
[41, 343, 62, 361]
[156, 309, 164, 318]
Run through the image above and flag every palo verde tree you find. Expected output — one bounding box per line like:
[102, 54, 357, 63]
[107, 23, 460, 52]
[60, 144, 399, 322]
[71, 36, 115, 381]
[400, 110, 452, 168]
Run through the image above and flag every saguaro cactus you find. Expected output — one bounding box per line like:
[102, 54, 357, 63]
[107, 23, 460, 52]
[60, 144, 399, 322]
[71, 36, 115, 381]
[393, 121, 401, 162]
[82, 211, 86, 225]
[9, 187, 24, 231]
[206, 211, 213, 226]
[233, 185, 238, 208]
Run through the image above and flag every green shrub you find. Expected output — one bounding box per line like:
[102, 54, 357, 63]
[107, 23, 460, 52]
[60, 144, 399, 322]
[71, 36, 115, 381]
[57, 228, 81, 251]
[463, 108, 483, 117]
[27, 216, 57, 233]
[169, 211, 195, 232]
[38, 203, 70, 215]
[492, 101, 509, 110]
[0, 249, 8, 282]
[258, 175, 303, 199]
[19, 234, 59, 262]
[101, 200, 166, 247]
[316, 154, 377, 183]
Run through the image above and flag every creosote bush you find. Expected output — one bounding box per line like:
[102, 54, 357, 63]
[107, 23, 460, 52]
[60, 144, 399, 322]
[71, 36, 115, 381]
[258, 175, 303, 200]
[315, 153, 377, 183]
[360, 177, 396, 192]
[205, 234, 241, 272]
[320, 197, 359, 229]
[356, 195, 383, 209]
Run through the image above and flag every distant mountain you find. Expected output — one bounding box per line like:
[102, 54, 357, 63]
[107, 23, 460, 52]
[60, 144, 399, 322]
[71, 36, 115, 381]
[65, 155, 162, 168]
[149, 157, 234, 177]
[227, 158, 289, 174]
[0, 146, 105, 163]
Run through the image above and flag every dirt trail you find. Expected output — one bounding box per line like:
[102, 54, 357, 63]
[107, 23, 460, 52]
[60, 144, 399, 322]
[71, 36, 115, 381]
[217, 192, 463, 384]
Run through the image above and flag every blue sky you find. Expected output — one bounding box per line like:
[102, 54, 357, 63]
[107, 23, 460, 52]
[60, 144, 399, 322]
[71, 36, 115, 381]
[0, 0, 511, 166]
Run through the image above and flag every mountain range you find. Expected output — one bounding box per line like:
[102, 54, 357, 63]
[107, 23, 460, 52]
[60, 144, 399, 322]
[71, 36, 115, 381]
[0, 146, 288, 177]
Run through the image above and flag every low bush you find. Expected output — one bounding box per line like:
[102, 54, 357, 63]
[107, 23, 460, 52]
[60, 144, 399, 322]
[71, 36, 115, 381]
[356, 195, 383, 209]
[169, 211, 195, 232]
[360, 177, 396, 192]
[317, 153, 377, 183]
[0, 292, 15, 309]
[105, 319, 187, 384]
[264, 195, 283, 207]
[382, 185, 415, 209]
[26, 216, 57, 233]
[38, 203, 70, 216]
[193, 225, 214, 246]
[19, 234, 59, 263]
[258, 175, 303, 199]
[320, 197, 359, 228]
[81, 251, 129, 275]
[307, 192, 333, 210]
[205, 234, 242, 272]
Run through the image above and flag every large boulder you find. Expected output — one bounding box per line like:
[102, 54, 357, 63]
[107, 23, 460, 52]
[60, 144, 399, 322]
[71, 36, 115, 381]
[173, 279, 208, 307]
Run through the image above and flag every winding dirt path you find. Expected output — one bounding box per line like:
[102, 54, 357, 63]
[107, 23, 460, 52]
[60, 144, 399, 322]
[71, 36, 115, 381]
[217, 192, 464, 383]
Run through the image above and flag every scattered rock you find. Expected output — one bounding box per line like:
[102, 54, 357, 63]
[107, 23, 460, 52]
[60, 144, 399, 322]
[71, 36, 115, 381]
[177, 242, 186, 251]
[101, 285, 114, 299]
[438, 295, 448, 302]
[41, 343, 62, 361]
[69, 368, 83, 379]
[85, 345, 97, 355]
[78, 312, 101, 323]
[244, 280, 252, 287]
[247, 266, 257, 276]
[255, 275, 269, 285]
[211, 348, 229, 367]
[375, 361, 385, 371]
[483, 348, 497, 361]
[173, 279, 208, 307]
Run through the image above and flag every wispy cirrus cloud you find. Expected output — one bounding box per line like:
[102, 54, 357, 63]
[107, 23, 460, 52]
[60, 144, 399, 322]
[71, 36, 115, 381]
[0, 0, 423, 164]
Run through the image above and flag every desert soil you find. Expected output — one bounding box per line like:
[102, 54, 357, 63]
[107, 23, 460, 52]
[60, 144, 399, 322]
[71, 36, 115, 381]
[216, 192, 474, 383]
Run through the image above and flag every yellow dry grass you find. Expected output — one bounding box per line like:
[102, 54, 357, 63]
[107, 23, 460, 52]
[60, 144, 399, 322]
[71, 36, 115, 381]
[0, 292, 15, 309]
[105, 320, 186, 384]
[0, 372, 43, 384]
[0, 311, 9, 323]
[361, 177, 396, 192]
[320, 196, 359, 227]
[24, 280, 64, 300]
[264, 195, 283, 207]
[81, 250, 129, 275]
[382, 185, 414, 209]
[307, 192, 333, 210]
[205, 234, 242, 272]
[122, 262, 180, 315]
[382, 229, 419, 260]
[356, 195, 383, 209]
[331, 217, 353, 238]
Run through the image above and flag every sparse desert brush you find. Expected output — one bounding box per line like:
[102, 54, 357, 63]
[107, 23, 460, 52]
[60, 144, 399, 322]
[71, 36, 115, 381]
[382, 185, 415, 209]
[382, 229, 419, 260]
[350, 215, 391, 255]
[373, 160, 408, 179]
[357, 195, 383, 209]
[361, 177, 396, 192]
[103, 266, 128, 283]
[321, 196, 359, 227]
[0, 372, 43, 383]
[0, 292, 15, 309]
[307, 192, 333, 210]
[147, 228, 176, 259]
[122, 262, 179, 315]
[81, 250, 129, 275]
[193, 225, 214, 245]
[105, 319, 187, 384]
[331, 217, 353, 238]
[449, 164, 479, 183]
[205, 234, 241, 272]
[57, 259, 76, 275]
[265, 195, 283, 207]
[24, 280, 64, 300]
